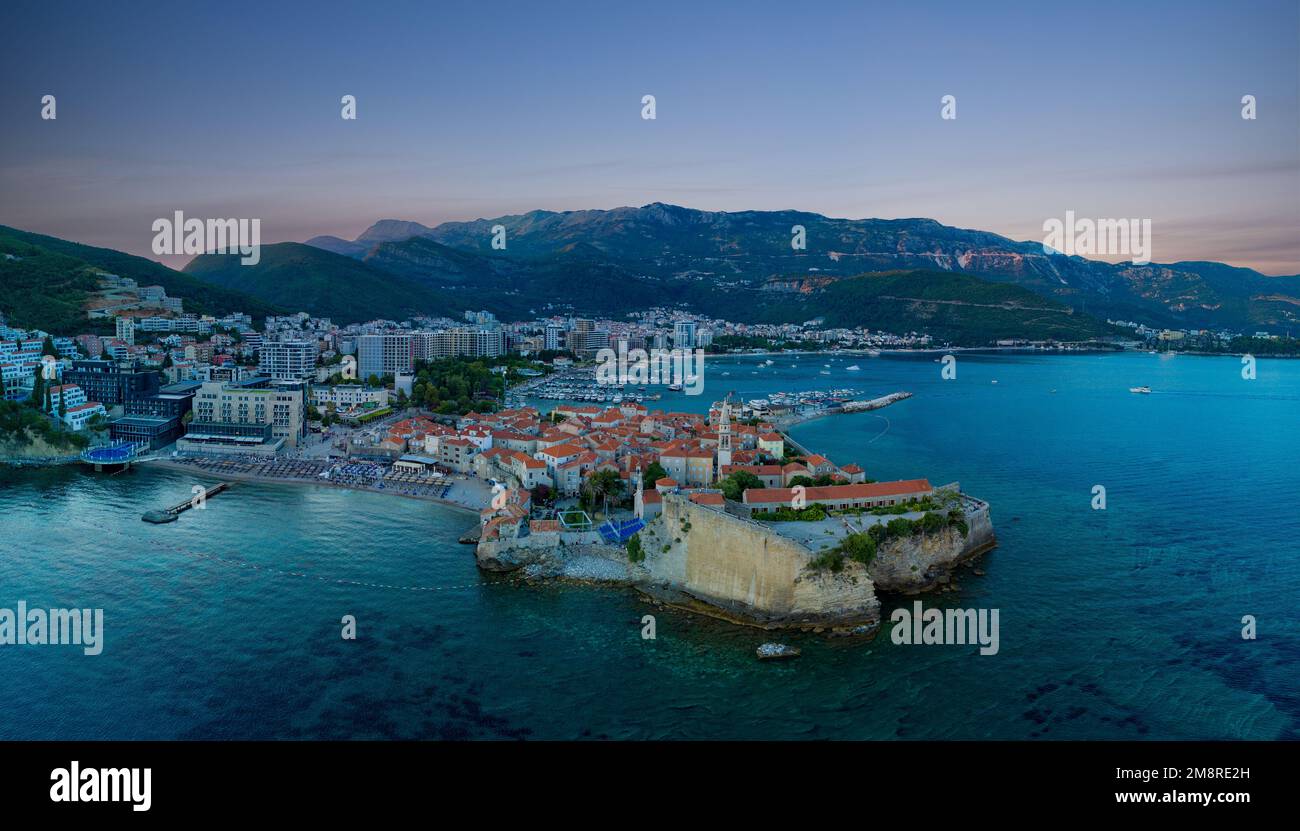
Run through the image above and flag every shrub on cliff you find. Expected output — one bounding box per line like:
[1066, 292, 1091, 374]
[808, 549, 845, 573]
[840, 532, 878, 566]
[886, 517, 915, 538]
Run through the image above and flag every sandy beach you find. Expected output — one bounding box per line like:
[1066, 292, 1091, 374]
[140, 457, 491, 515]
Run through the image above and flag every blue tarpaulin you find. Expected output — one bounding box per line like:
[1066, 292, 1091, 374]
[599, 518, 645, 544]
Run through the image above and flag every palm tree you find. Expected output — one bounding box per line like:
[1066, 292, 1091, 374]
[584, 469, 623, 519]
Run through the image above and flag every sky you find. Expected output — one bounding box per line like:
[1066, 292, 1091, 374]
[1, 0, 1297, 273]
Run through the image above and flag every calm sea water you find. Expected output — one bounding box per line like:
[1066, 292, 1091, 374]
[1, 351, 1297, 739]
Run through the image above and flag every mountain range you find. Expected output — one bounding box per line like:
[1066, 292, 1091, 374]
[297, 203, 1298, 334]
[4, 205, 1297, 341]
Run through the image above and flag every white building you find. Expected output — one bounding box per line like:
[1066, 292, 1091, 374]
[115, 316, 135, 346]
[63, 401, 107, 430]
[259, 340, 316, 381]
[310, 384, 389, 410]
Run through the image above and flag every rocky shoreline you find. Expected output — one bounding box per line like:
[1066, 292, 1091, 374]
[476, 492, 996, 634]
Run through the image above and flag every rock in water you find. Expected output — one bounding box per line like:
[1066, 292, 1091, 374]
[756, 643, 801, 661]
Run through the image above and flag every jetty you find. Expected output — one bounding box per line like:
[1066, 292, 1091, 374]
[774, 390, 912, 432]
[839, 391, 912, 413]
[142, 481, 232, 523]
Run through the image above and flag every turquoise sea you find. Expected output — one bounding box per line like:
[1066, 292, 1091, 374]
[1, 351, 1297, 739]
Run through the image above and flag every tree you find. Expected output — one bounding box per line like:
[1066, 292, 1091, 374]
[719, 470, 764, 501]
[626, 533, 644, 564]
[57, 393, 66, 420]
[41, 335, 58, 357]
[29, 370, 44, 409]
[161, 353, 173, 369]
[583, 469, 624, 518]
[788, 475, 814, 489]
[641, 461, 667, 490]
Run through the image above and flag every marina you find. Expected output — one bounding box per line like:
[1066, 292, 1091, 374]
[509, 367, 665, 404]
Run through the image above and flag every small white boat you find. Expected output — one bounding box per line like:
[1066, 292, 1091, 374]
[1129, 386, 1151, 394]
[846, 365, 861, 371]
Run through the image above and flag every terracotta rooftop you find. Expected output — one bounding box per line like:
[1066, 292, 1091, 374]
[743, 479, 933, 504]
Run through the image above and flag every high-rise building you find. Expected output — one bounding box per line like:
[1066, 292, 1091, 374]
[258, 340, 315, 381]
[674, 320, 697, 350]
[414, 328, 506, 360]
[568, 329, 610, 359]
[115, 316, 135, 346]
[357, 334, 414, 380]
[544, 324, 564, 352]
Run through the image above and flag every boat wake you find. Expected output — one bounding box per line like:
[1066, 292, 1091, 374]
[866, 414, 890, 444]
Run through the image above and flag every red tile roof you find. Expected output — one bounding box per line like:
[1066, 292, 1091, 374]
[689, 492, 725, 506]
[743, 479, 933, 504]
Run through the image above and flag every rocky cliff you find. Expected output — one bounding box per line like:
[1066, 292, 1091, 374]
[868, 503, 996, 593]
[475, 493, 995, 631]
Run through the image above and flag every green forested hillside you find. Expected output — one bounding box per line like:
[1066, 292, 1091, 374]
[743, 271, 1119, 344]
[183, 242, 457, 325]
[0, 225, 283, 321]
[0, 233, 105, 333]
